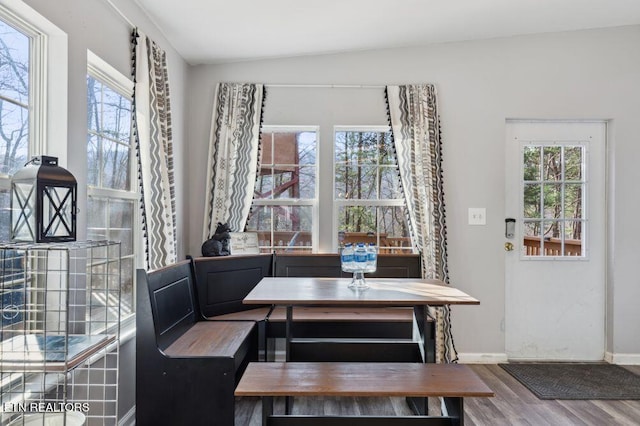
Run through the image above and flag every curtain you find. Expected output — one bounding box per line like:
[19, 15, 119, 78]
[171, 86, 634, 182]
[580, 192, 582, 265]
[132, 29, 177, 271]
[202, 83, 265, 240]
[386, 84, 457, 363]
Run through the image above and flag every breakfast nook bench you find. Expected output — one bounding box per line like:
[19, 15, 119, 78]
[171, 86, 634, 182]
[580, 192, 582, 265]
[235, 362, 494, 426]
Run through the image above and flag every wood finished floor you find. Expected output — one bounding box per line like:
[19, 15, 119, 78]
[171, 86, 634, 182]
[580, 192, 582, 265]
[235, 364, 640, 426]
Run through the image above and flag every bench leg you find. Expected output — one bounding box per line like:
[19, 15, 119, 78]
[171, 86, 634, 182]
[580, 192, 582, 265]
[405, 396, 428, 415]
[262, 396, 274, 426]
[442, 397, 464, 426]
[285, 306, 293, 414]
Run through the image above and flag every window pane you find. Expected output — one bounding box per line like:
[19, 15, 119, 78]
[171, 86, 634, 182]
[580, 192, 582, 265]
[564, 146, 583, 181]
[543, 184, 561, 219]
[379, 206, 411, 253]
[338, 206, 376, 234]
[378, 133, 396, 165]
[542, 146, 562, 181]
[564, 183, 583, 220]
[523, 146, 541, 181]
[0, 189, 10, 241]
[379, 166, 402, 199]
[565, 220, 583, 256]
[87, 134, 99, 186]
[101, 139, 130, 190]
[87, 197, 108, 242]
[298, 166, 316, 199]
[102, 85, 131, 143]
[108, 200, 133, 256]
[0, 101, 29, 175]
[523, 183, 541, 219]
[523, 221, 542, 256]
[258, 131, 316, 199]
[255, 173, 274, 199]
[87, 76, 102, 132]
[336, 165, 378, 199]
[0, 20, 29, 104]
[246, 205, 312, 253]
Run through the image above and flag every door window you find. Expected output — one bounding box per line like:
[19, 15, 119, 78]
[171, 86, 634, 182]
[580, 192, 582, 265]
[521, 144, 586, 257]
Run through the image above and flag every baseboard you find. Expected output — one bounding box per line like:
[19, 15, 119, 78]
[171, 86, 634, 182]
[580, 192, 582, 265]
[119, 406, 135, 426]
[456, 352, 509, 364]
[605, 352, 640, 365]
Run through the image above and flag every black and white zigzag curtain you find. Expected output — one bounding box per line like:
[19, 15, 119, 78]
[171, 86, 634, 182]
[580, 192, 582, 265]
[203, 83, 265, 239]
[132, 29, 177, 271]
[386, 84, 457, 363]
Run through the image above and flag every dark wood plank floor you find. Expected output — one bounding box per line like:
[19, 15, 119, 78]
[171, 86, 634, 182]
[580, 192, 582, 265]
[235, 364, 640, 426]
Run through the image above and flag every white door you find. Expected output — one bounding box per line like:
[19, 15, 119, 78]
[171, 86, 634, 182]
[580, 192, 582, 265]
[505, 120, 606, 361]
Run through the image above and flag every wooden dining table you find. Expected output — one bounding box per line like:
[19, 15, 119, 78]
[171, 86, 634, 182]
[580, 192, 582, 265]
[243, 277, 480, 415]
[243, 277, 480, 363]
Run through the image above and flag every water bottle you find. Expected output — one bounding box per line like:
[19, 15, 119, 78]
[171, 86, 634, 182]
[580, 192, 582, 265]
[341, 243, 354, 271]
[367, 243, 377, 272]
[354, 242, 368, 272]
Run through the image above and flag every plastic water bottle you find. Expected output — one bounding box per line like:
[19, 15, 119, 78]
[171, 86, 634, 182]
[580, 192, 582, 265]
[341, 243, 354, 271]
[367, 243, 377, 271]
[354, 243, 368, 271]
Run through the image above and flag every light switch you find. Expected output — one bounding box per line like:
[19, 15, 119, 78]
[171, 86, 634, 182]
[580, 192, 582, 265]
[468, 208, 486, 225]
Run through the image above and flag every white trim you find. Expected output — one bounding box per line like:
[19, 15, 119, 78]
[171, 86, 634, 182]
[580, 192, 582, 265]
[88, 50, 134, 97]
[456, 352, 509, 364]
[605, 351, 640, 365]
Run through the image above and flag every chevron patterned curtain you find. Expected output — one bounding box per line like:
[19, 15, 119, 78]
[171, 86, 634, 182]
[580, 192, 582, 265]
[132, 29, 177, 271]
[202, 83, 265, 239]
[386, 84, 458, 363]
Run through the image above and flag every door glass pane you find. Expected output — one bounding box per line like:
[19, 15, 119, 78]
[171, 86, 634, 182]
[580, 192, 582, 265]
[564, 146, 583, 181]
[522, 144, 586, 257]
[542, 146, 562, 181]
[523, 146, 541, 181]
[523, 184, 541, 219]
[523, 221, 542, 256]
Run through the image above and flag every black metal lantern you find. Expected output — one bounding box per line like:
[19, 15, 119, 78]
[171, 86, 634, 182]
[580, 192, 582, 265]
[10, 156, 77, 243]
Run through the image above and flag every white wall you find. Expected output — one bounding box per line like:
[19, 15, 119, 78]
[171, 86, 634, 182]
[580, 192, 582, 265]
[186, 26, 640, 360]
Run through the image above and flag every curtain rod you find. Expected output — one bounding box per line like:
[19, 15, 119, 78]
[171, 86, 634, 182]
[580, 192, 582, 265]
[104, 0, 136, 28]
[266, 84, 385, 89]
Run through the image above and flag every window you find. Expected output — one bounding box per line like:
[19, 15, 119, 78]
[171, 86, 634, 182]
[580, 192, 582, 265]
[0, 4, 67, 241]
[86, 52, 137, 317]
[0, 18, 31, 241]
[247, 127, 317, 252]
[334, 128, 410, 254]
[522, 144, 586, 257]
[247, 125, 412, 254]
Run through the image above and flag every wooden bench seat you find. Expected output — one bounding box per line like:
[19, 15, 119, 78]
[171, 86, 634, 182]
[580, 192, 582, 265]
[207, 306, 273, 322]
[268, 306, 414, 322]
[236, 362, 494, 426]
[136, 260, 257, 426]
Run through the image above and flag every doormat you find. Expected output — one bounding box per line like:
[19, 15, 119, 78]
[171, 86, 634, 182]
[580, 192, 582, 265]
[499, 363, 640, 400]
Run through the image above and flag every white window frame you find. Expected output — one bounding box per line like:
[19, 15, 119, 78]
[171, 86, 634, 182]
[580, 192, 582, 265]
[0, 1, 67, 175]
[87, 50, 140, 323]
[251, 125, 319, 252]
[332, 125, 408, 251]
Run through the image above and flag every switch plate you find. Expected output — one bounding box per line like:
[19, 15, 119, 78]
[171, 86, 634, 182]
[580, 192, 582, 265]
[468, 208, 486, 225]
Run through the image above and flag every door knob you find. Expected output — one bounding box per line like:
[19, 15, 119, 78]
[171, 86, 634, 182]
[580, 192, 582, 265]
[504, 242, 514, 251]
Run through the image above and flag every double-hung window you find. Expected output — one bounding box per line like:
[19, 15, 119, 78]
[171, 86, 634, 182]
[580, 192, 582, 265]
[0, 17, 31, 241]
[86, 52, 137, 318]
[334, 127, 411, 253]
[246, 125, 411, 254]
[247, 127, 317, 252]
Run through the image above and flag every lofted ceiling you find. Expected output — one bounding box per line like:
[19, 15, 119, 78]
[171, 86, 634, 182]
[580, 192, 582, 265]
[133, 0, 640, 65]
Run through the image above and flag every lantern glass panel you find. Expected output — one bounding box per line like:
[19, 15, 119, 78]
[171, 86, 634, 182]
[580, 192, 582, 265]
[11, 181, 36, 241]
[42, 185, 74, 238]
